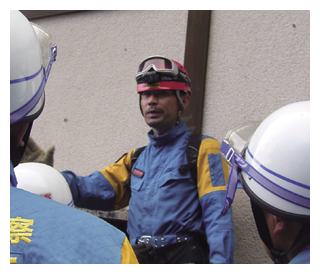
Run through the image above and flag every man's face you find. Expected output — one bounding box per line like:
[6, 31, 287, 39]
[140, 89, 180, 136]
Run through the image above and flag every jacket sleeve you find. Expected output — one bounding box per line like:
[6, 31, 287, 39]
[61, 149, 135, 211]
[197, 137, 235, 264]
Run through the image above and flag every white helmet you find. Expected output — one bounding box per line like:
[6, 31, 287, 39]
[242, 101, 310, 221]
[220, 101, 310, 263]
[15, 163, 74, 207]
[10, 10, 57, 125]
[221, 101, 310, 221]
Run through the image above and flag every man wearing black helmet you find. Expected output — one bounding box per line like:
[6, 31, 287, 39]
[62, 55, 235, 264]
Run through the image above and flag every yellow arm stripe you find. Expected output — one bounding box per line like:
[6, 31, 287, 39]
[99, 149, 136, 210]
[10, 257, 17, 264]
[121, 237, 139, 264]
[197, 138, 229, 199]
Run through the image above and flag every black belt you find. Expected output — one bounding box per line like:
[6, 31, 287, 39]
[132, 236, 209, 264]
[134, 234, 195, 248]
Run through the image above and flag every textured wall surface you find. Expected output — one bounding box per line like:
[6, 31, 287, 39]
[29, 10, 309, 264]
[31, 10, 188, 174]
[203, 10, 310, 142]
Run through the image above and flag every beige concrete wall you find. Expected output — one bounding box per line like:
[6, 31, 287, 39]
[31, 10, 188, 174]
[29, 10, 309, 264]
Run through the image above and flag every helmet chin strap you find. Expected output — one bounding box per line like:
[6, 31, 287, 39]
[175, 90, 185, 112]
[270, 224, 309, 264]
[250, 199, 310, 264]
[157, 90, 183, 135]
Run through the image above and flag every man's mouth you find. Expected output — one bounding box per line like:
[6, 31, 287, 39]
[146, 108, 163, 117]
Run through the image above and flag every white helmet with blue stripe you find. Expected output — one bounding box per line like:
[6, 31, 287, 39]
[10, 10, 57, 125]
[241, 101, 310, 222]
[220, 100, 310, 263]
[220, 101, 310, 221]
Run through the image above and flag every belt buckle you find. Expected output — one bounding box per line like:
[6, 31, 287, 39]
[138, 235, 152, 244]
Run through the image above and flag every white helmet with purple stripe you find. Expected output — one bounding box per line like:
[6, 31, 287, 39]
[10, 10, 57, 125]
[220, 101, 310, 221]
[220, 100, 310, 263]
[241, 101, 310, 221]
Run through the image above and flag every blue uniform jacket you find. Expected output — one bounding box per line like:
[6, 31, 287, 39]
[62, 120, 235, 263]
[289, 247, 310, 264]
[10, 162, 138, 264]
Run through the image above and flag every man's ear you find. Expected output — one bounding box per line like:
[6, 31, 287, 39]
[273, 216, 285, 236]
[181, 93, 190, 110]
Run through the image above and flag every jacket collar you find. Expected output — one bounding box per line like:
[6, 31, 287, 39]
[148, 119, 187, 147]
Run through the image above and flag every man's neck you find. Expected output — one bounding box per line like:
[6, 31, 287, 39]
[152, 119, 181, 137]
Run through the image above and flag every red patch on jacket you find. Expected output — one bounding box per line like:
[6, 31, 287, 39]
[132, 168, 144, 178]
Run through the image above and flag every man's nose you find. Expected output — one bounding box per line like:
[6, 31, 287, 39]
[147, 94, 158, 104]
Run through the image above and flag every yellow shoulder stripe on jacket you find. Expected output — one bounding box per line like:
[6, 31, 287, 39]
[197, 138, 229, 199]
[99, 149, 136, 209]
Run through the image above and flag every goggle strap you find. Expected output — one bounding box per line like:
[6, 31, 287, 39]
[220, 141, 310, 215]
